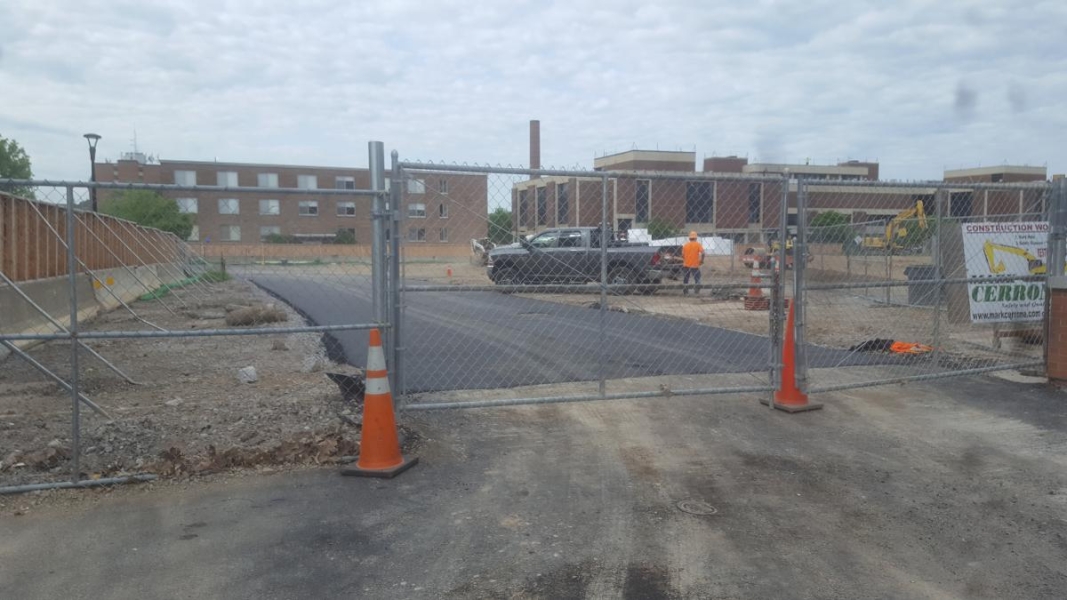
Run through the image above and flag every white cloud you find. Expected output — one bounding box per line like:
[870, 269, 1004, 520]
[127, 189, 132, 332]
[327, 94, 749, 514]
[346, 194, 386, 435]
[0, 0, 1064, 181]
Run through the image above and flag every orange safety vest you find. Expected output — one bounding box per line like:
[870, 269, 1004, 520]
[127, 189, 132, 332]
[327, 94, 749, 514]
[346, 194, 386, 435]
[682, 241, 704, 268]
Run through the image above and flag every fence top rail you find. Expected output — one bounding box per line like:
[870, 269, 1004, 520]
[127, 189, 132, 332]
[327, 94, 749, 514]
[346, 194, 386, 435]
[397, 161, 794, 183]
[801, 178, 1052, 192]
[0, 179, 383, 197]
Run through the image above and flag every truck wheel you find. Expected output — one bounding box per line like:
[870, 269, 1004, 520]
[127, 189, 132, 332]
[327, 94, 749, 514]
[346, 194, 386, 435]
[494, 269, 519, 286]
[608, 267, 639, 294]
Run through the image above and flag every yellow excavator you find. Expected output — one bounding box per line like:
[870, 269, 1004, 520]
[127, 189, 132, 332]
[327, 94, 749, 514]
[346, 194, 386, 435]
[983, 240, 1046, 275]
[861, 200, 928, 253]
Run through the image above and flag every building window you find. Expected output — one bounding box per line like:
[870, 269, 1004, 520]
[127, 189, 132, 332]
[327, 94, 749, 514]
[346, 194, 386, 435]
[335, 176, 356, 190]
[537, 187, 548, 226]
[636, 180, 649, 224]
[217, 171, 238, 187]
[297, 175, 318, 189]
[218, 198, 239, 215]
[299, 201, 319, 216]
[407, 227, 426, 242]
[259, 199, 280, 215]
[439, 203, 448, 218]
[408, 203, 426, 218]
[257, 173, 278, 188]
[519, 190, 529, 227]
[439, 179, 448, 194]
[557, 183, 569, 225]
[407, 178, 425, 194]
[174, 170, 196, 186]
[176, 198, 198, 214]
[991, 173, 1004, 183]
[220, 225, 241, 241]
[337, 201, 356, 216]
[748, 183, 761, 223]
[188, 225, 199, 242]
[685, 181, 714, 224]
[439, 227, 449, 242]
[260, 226, 281, 241]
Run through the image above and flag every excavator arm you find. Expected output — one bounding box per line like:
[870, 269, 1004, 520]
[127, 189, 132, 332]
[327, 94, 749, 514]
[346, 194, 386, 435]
[983, 240, 1046, 275]
[885, 200, 926, 242]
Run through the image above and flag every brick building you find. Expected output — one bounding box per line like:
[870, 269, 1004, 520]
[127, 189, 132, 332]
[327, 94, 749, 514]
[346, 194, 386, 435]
[96, 157, 488, 246]
[513, 136, 1050, 243]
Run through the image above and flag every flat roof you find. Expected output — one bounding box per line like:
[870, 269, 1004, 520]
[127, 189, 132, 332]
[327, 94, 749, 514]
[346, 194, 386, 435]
[944, 165, 1047, 178]
[743, 163, 870, 176]
[594, 150, 695, 169]
[159, 159, 361, 171]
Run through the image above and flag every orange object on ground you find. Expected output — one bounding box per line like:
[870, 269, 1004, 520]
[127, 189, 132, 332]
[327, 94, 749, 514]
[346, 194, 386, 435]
[341, 328, 418, 478]
[889, 341, 933, 355]
[763, 300, 822, 413]
[744, 269, 770, 311]
[682, 240, 704, 268]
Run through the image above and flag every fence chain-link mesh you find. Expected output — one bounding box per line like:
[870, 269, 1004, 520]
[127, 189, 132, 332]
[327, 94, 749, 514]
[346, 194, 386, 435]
[797, 179, 1053, 393]
[395, 162, 789, 408]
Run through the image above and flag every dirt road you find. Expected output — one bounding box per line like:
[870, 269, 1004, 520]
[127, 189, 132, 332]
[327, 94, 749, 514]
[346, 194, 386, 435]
[2, 373, 1065, 599]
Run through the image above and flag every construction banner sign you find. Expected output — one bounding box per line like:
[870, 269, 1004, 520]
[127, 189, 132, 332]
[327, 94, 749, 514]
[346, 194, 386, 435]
[962, 222, 1049, 323]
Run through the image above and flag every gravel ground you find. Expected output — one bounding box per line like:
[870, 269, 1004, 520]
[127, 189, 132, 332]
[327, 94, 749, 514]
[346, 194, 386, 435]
[0, 278, 367, 488]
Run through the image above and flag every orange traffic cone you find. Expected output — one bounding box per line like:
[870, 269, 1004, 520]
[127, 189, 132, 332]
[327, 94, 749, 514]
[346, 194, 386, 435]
[744, 268, 770, 311]
[762, 300, 822, 413]
[341, 328, 419, 478]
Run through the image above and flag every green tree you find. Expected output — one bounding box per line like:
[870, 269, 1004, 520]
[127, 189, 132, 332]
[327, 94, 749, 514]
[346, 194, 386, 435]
[488, 207, 514, 245]
[265, 233, 299, 244]
[646, 218, 680, 240]
[101, 190, 194, 239]
[332, 228, 357, 244]
[0, 135, 35, 199]
[809, 211, 853, 244]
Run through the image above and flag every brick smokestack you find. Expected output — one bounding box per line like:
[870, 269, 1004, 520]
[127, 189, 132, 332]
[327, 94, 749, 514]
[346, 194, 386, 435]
[529, 120, 541, 172]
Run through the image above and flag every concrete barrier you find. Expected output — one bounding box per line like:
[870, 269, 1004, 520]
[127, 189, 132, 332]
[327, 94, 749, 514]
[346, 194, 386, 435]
[0, 263, 188, 360]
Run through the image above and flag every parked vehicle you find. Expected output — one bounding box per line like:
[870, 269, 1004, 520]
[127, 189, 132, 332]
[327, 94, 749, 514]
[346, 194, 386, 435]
[486, 227, 678, 290]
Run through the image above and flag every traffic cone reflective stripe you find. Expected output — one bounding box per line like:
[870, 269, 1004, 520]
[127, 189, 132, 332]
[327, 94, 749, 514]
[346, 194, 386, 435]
[341, 328, 418, 478]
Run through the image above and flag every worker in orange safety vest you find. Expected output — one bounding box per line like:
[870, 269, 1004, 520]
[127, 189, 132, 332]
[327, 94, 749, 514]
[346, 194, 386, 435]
[681, 231, 705, 296]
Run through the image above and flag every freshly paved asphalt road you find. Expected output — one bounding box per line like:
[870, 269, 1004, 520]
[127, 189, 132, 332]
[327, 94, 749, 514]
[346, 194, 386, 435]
[2, 375, 1065, 598]
[252, 273, 888, 393]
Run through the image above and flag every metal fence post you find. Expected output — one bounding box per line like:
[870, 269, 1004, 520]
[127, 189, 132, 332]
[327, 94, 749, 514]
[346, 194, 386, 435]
[598, 175, 609, 397]
[390, 150, 403, 397]
[369, 141, 386, 325]
[794, 177, 809, 393]
[1046, 178, 1067, 372]
[65, 186, 81, 483]
[770, 172, 790, 407]
[931, 187, 946, 371]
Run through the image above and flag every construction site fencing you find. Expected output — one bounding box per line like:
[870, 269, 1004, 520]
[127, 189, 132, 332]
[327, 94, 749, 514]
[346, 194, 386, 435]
[0, 159, 389, 489]
[795, 177, 1061, 394]
[393, 160, 791, 411]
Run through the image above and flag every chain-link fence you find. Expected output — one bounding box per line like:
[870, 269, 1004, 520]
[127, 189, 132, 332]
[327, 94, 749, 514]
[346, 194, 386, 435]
[0, 165, 389, 490]
[3, 144, 1062, 490]
[796, 178, 1058, 393]
[393, 161, 793, 410]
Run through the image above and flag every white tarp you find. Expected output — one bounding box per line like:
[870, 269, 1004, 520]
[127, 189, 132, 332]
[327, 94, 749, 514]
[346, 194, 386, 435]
[961, 221, 1051, 323]
[628, 229, 734, 256]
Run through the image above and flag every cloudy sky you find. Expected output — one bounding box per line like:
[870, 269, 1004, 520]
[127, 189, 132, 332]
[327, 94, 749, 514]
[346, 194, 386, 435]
[1, 0, 1064, 182]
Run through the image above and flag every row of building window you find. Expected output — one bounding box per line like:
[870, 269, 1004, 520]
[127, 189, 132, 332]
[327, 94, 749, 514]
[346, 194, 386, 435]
[176, 198, 359, 217]
[187, 224, 449, 243]
[176, 198, 449, 219]
[173, 170, 449, 194]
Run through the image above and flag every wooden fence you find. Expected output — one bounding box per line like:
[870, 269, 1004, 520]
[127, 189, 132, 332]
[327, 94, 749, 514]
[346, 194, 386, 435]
[0, 192, 184, 283]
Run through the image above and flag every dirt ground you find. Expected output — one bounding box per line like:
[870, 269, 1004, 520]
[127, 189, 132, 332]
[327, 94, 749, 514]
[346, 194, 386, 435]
[0, 278, 367, 488]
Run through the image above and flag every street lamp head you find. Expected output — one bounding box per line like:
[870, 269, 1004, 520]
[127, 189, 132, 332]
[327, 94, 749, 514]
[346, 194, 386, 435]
[83, 133, 101, 149]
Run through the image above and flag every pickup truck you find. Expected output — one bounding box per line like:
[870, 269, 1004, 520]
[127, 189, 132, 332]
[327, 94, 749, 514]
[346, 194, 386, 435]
[486, 227, 677, 289]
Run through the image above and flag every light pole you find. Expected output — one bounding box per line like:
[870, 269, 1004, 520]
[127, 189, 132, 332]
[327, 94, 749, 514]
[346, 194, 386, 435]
[83, 133, 101, 211]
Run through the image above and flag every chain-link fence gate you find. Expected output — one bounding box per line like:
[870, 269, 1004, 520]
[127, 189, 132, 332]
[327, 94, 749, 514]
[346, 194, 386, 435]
[391, 159, 800, 410]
